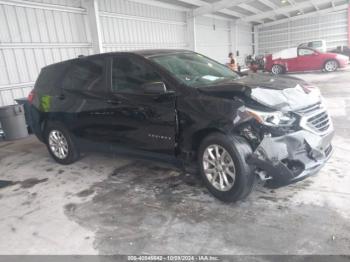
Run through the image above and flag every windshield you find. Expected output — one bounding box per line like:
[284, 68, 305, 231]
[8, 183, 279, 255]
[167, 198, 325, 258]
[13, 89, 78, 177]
[150, 52, 240, 88]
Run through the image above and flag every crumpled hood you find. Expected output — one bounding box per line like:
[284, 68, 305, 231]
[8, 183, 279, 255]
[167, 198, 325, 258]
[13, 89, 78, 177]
[198, 74, 322, 112]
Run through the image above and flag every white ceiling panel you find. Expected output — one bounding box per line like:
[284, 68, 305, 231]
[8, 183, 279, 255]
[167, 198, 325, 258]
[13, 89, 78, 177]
[151, 0, 348, 25]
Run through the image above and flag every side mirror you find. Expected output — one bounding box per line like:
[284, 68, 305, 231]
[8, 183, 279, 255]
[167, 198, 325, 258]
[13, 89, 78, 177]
[143, 81, 167, 95]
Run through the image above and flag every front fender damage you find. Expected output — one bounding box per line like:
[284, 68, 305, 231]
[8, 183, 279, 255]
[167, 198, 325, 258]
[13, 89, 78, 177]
[247, 130, 334, 188]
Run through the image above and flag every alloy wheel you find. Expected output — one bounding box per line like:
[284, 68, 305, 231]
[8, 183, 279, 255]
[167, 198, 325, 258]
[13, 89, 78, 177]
[272, 65, 282, 75]
[203, 144, 236, 192]
[325, 61, 337, 72]
[48, 130, 69, 159]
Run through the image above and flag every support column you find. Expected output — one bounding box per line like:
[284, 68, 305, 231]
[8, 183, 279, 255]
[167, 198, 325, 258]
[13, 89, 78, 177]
[348, 3, 350, 46]
[186, 11, 196, 51]
[83, 0, 103, 53]
[230, 21, 238, 55]
[253, 25, 259, 55]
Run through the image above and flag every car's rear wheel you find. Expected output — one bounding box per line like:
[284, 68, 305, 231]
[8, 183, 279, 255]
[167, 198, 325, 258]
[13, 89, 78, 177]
[198, 133, 255, 202]
[271, 64, 284, 75]
[324, 60, 338, 72]
[45, 122, 80, 165]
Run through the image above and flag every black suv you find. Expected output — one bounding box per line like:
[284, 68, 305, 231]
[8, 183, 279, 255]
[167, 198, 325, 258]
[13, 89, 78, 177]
[29, 50, 334, 202]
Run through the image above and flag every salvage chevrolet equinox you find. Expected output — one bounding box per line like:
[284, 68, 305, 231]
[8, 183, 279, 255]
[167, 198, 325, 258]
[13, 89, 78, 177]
[28, 50, 334, 202]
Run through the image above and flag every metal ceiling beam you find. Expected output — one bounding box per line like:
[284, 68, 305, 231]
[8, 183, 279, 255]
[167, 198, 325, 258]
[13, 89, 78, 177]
[127, 0, 189, 11]
[258, 0, 278, 9]
[256, 0, 285, 20]
[287, 0, 304, 16]
[176, 0, 244, 18]
[160, 0, 263, 22]
[238, 3, 262, 14]
[176, 0, 207, 6]
[256, 4, 348, 28]
[244, 0, 338, 22]
[310, 0, 319, 11]
[219, 9, 246, 18]
[192, 0, 252, 17]
[238, 2, 274, 22]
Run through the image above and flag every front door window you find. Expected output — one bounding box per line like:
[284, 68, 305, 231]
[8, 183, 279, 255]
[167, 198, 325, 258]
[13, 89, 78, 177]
[112, 56, 162, 94]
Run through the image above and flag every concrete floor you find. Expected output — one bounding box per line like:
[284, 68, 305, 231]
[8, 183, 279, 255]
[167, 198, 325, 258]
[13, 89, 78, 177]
[0, 70, 350, 255]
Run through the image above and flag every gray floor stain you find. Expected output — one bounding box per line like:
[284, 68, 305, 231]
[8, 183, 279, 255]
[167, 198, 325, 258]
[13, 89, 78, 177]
[20, 178, 48, 189]
[0, 178, 48, 190]
[0, 180, 16, 189]
[0, 142, 14, 148]
[77, 189, 95, 198]
[64, 161, 350, 255]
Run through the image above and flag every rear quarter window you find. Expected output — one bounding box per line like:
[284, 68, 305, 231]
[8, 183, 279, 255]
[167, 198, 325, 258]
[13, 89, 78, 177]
[35, 63, 67, 95]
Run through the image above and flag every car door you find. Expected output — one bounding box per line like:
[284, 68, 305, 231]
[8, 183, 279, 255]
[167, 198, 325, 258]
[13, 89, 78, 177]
[58, 56, 113, 143]
[296, 48, 323, 71]
[280, 57, 299, 72]
[103, 54, 177, 155]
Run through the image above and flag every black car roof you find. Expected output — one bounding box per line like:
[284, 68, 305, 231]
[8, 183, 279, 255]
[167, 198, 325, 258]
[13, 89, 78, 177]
[44, 49, 192, 68]
[132, 49, 192, 57]
[86, 49, 192, 58]
[41, 49, 192, 70]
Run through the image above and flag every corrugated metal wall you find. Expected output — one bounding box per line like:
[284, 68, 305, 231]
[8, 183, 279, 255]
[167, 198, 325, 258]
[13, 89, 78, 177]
[235, 22, 253, 66]
[194, 18, 253, 65]
[0, 0, 254, 106]
[98, 0, 187, 52]
[0, 0, 189, 106]
[0, 0, 92, 106]
[257, 10, 348, 55]
[195, 16, 230, 64]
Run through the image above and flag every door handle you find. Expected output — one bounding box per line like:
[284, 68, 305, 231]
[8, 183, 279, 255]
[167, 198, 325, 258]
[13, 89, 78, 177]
[106, 99, 122, 105]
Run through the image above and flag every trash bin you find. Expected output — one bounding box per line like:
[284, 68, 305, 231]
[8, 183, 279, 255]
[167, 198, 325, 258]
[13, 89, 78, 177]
[0, 104, 28, 140]
[15, 98, 32, 133]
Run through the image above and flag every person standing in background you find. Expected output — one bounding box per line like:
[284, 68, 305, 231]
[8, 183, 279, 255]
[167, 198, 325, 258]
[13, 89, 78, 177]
[227, 52, 237, 71]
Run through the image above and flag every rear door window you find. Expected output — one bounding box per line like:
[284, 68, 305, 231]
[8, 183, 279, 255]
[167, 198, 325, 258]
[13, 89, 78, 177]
[62, 57, 104, 92]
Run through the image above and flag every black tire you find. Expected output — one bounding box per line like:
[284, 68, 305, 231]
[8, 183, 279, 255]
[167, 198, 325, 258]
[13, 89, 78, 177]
[324, 60, 338, 72]
[198, 133, 255, 202]
[44, 121, 80, 165]
[271, 64, 284, 75]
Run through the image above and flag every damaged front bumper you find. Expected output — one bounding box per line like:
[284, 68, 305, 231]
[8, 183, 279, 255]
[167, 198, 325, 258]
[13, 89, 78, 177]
[247, 129, 334, 188]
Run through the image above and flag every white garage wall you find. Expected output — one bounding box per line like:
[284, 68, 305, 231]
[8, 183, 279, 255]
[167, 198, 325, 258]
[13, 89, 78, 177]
[235, 21, 253, 66]
[0, 0, 189, 106]
[195, 16, 230, 64]
[0, 0, 254, 107]
[99, 0, 187, 52]
[257, 10, 348, 55]
[0, 0, 92, 106]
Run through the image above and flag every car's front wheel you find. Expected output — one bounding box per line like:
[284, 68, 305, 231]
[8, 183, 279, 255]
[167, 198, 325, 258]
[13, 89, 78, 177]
[324, 60, 338, 72]
[45, 122, 80, 165]
[198, 133, 255, 202]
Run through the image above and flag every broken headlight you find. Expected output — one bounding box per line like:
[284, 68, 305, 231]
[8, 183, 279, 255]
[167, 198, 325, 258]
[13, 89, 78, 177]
[246, 108, 296, 127]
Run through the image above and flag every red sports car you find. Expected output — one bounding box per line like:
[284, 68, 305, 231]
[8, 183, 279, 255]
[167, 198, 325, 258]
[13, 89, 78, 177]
[265, 47, 349, 75]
